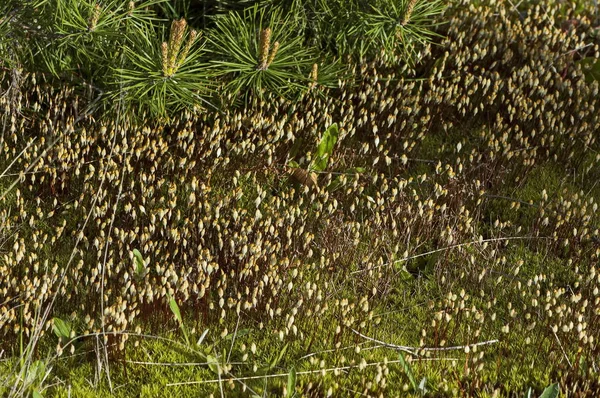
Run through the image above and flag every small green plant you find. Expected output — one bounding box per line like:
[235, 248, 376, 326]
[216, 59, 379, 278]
[311, 122, 339, 172]
[166, 293, 227, 377]
[539, 383, 560, 398]
[3, 307, 53, 398]
[51, 316, 85, 358]
[287, 122, 366, 192]
[287, 123, 339, 188]
[167, 294, 190, 347]
[267, 343, 289, 373]
[399, 353, 427, 396]
[51, 317, 73, 347]
[23, 361, 47, 398]
[132, 248, 146, 279]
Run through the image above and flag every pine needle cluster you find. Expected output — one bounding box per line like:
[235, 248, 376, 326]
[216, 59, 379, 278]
[0, 0, 446, 120]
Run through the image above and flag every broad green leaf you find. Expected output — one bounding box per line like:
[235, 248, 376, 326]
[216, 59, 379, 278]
[287, 160, 300, 168]
[204, 342, 216, 355]
[311, 123, 339, 172]
[32, 390, 43, 398]
[52, 318, 71, 341]
[286, 366, 297, 398]
[206, 354, 220, 375]
[25, 360, 46, 387]
[539, 383, 559, 398]
[133, 249, 145, 275]
[399, 353, 417, 391]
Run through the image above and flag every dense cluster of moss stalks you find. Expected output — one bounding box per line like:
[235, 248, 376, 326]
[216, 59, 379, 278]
[1, 0, 600, 396]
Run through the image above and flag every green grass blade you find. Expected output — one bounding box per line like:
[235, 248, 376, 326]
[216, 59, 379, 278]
[270, 343, 289, 370]
[286, 366, 296, 398]
[168, 295, 183, 324]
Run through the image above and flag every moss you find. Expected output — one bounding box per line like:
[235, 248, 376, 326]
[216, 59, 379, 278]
[482, 162, 567, 232]
[514, 163, 565, 202]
